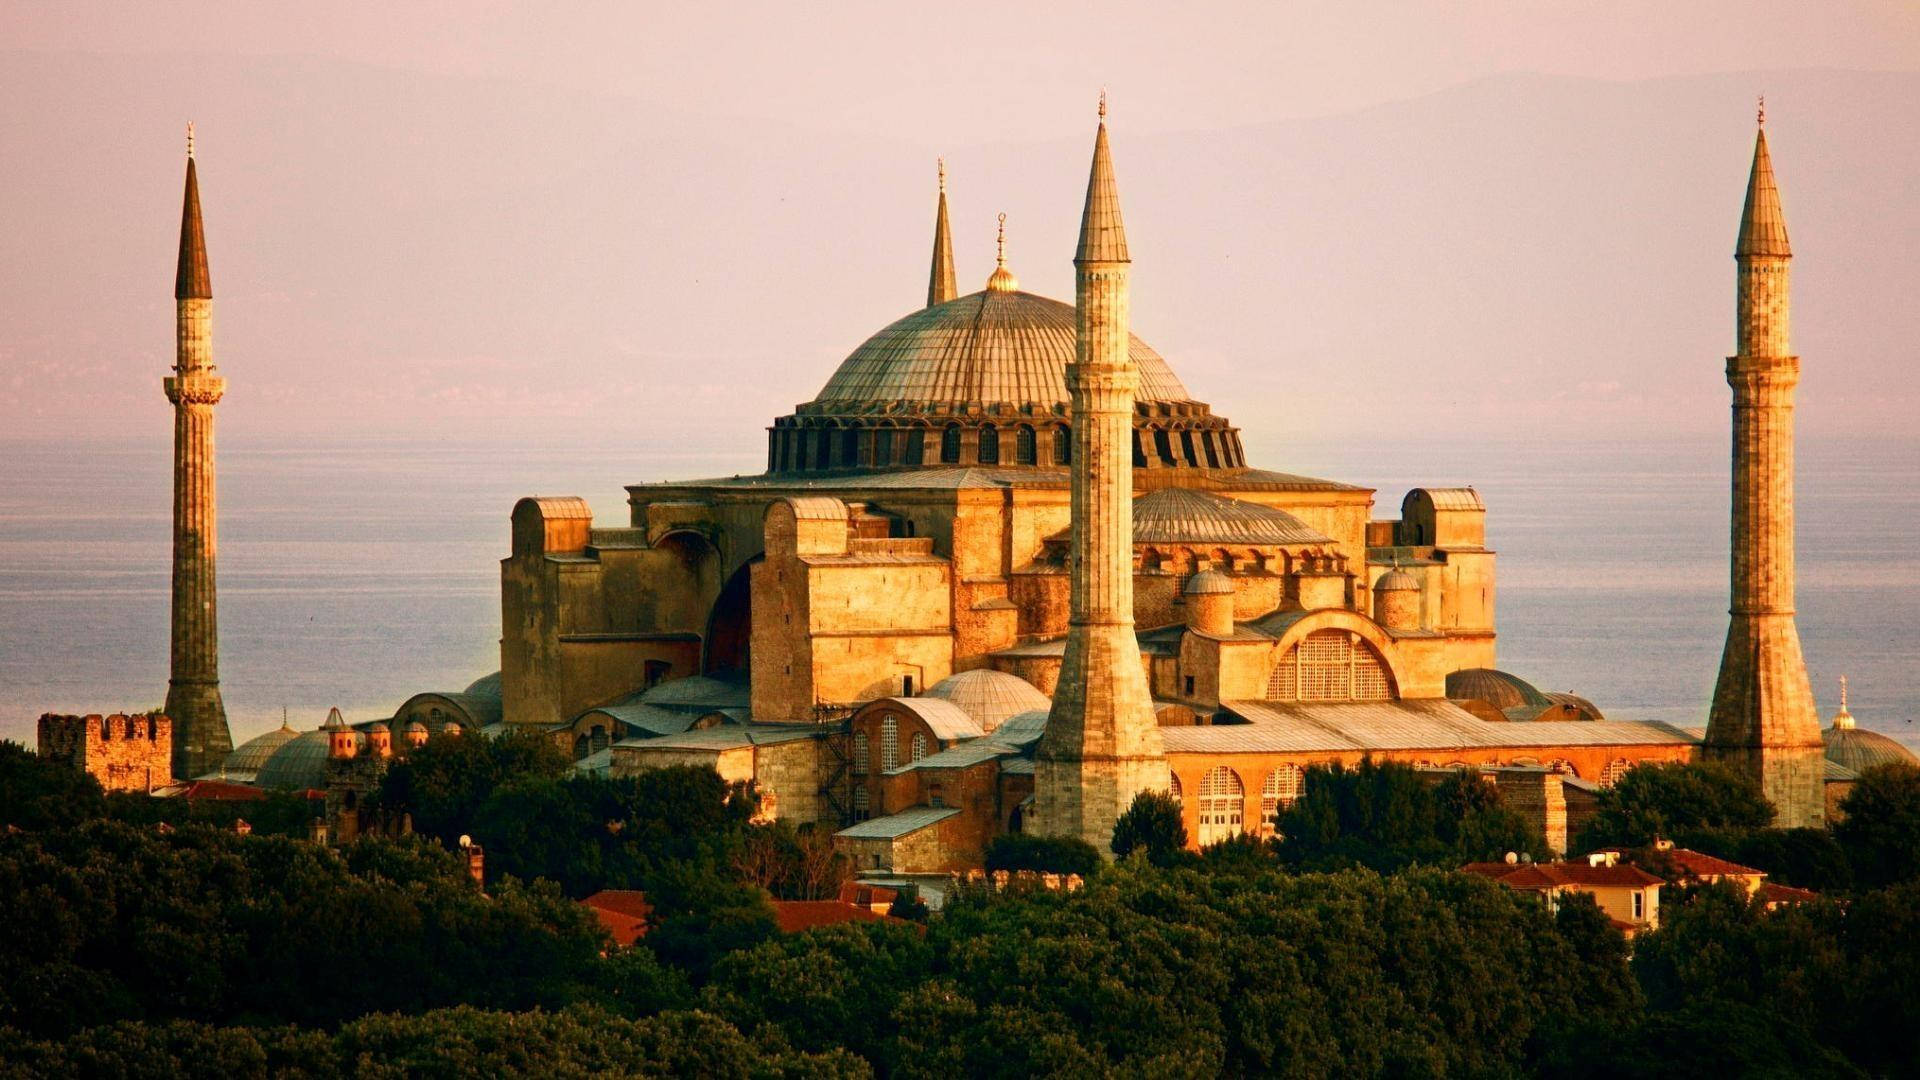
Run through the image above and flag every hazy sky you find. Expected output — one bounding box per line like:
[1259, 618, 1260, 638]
[2, 2, 1917, 456]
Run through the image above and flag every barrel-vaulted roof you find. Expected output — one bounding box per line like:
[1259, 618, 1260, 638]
[806, 288, 1190, 411]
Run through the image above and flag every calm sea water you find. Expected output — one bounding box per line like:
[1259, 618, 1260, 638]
[2, 435, 1915, 752]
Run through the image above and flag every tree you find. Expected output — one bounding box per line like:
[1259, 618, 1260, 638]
[985, 834, 1104, 878]
[373, 728, 570, 844]
[1272, 761, 1547, 872]
[1110, 790, 1187, 865]
[0, 741, 105, 829]
[1572, 761, 1774, 852]
[1833, 763, 1920, 890]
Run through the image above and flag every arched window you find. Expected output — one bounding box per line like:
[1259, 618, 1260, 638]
[1547, 759, 1577, 777]
[840, 426, 861, 467]
[590, 726, 609, 753]
[1169, 772, 1183, 797]
[881, 716, 899, 771]
[852, 786, 870, 821]
[1180, 430, 1200, 467]
[940, 425, 962, 464]
[1153, 429, 1175, 466]
[905, 427, 926, 465]
[573, 733, 589, 760]
[1265, 629, 1394, 701]
[1016, 425, 1037, 465]
[1259, 765, 1303, 833]
[1053, 426, 1071, 465]
[814, 428, 833, 471]
[1602, 758, 1633, 786]
[875, 427, 895, 467]
[1202, 431, 1221, 469]
[978, 423, 1000, 464]
[911, 732, 928, 761]
[852, 732, 870, 775]
[1197, 766, 1245, 846]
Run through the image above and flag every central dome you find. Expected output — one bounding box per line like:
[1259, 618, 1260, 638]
[808, 288, 1192, 410]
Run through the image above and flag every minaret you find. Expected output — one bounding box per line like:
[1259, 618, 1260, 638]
[162, 123, 233, 779]
[1034, 97, 1168, 852]
[927, 158, 957, 306]
[1703, 101, 1824, 828]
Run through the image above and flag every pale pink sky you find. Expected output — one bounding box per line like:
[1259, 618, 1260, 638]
[2, 2, 1917, 454]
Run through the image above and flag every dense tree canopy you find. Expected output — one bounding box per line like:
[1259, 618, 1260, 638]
[1573, 761, 1775, 852]
[1272, 760, 1549, 872]
[1110, 789, 1187, 865]
[1833, 763, 1920, 890]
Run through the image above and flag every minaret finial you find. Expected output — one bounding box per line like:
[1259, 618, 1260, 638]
[1840, 675, 1849, 711]
[1757, 95, 1765, 126]
[996, 212, 1006, 266]
[1098, 89, 1107, 121]
[938, 156, 945, 194]
[186, 121, 195, 158]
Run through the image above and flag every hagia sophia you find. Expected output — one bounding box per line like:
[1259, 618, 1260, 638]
[40, 101, 1913, 874]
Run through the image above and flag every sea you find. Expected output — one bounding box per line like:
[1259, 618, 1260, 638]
[2, 434, 1916, 753]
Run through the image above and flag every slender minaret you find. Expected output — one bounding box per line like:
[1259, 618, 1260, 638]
[1703, 101, 1824, 828]
[1034, 97, 1168, 852]
[163, 123, 233, 779]
[928, 157, 957, 306]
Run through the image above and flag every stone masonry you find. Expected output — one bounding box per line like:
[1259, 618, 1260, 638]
[1034, 103, 1170, 851]
[1703, 119, 1825, 828]
[38, 713, 175, 793]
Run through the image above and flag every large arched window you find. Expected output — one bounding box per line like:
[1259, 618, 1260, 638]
[881, 716, 899, 771]
[1169, 772, 1183, 797]
[1266, 629, 1394, 701]
[1197, 766, 1244, 846]
[940, 425, 962, 464]
[1016, 425, 1037, 465]
[978, 423, 1000, 464]
[1260, 765, 1304, 833]
[911, 732, 928, 762]
[874, 427, 895, 467]
[852, 732, 870, 775]
[1053, 426, 1071, 465]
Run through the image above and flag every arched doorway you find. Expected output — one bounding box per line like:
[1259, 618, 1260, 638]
[704, 558, 757, 675]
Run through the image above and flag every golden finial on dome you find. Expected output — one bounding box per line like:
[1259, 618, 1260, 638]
[986, 212, 1019, 292]
[1833, 675, 1855, 730]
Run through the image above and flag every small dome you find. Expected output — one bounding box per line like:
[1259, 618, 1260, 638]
[1374, 568, 1419, 592]
[1184, 570, 1234, 596]
[361, 719, 391, 734]
[922, 669, 1051, 733]
[1825, 725, 1917, 774]
[406, 719, 429, 733]
[221, 722, 300, 776]
[1446, 668, 1552, 711]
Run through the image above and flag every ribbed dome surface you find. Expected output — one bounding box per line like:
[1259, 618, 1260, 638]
[1132, 488, 1332, 546]
[922, 669, 1051, 733]
[1374, 568, 1420, 592]
[1825, 725, 1917, 774]
[256, 729, 360, 791]
[1184, 570, 1234, 595]
[221, 723, 300, 776]
[1446, 668, 1552, 711]
[809, 289, 1190, 409]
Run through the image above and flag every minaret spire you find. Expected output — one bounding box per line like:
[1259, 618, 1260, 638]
[1704, 107, 1822, 827]
[163, 125, 232, 778]
[1035, 95, 1168, 853]
[927, 157, 957, 306]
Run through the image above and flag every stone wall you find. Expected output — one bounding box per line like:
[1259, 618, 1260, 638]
[37, 713, 174, 792]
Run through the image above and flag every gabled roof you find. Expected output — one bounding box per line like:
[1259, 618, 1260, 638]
[770, 900, 904, 933]
[836, 805, 961, 839]
[580, 890, 653, 946]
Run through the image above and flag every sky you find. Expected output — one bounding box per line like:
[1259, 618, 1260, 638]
[1, 1, 1917, 455]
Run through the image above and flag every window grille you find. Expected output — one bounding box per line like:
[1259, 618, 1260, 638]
[1197, 766, 1244, 846]
[853, 786, 870, 820]
[1016, 425, 1037, 464]
[1259, 765, 1303, 832]
[978, 424, 999, 464]
[881, 717, 898, 771]
[1265, 629, 1392, 701]
[941, 425, 962, 464]
[852, 732, 869, 775]
[911, 732, 928, 762]
[1602, 758, 1633, 786]
[1053, 427, 1070, 465]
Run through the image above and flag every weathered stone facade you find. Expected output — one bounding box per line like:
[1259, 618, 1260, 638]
[38, 713, 175, 793]
[1703, 124, 1825, 829]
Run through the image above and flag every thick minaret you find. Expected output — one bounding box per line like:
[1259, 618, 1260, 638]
[1703, 104, 1824, 828]
[162, 124, 233, 779]
[927, 158, 957, 306]
[1034, 99, 1168, 852]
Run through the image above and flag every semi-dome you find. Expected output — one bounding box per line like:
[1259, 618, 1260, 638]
[256, 728, 362, 791]
[922, 669, 1051, 733]
[1183, 570, 1234, 596]
[1446, 668, 1552, 711]
[219, 721, 301, 779]
[1374, 568, 1420, 593]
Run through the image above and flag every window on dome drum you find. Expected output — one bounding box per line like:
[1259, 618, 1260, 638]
[881, 717, 898, 771]
[1266, 629, 1394, 701]
[852, 732, 870, 775]
[1132, 432, 1148, 468]
[978, 424, 1000, 464]
[1153, 429, 1175, 466]
[1016, 425, 1037, 465]
[1053, 426, 1071, 465]
[875, 428, 894, 466]
[1202, 431, 1220, 468]
[814, 429, 832, 471]
[941, 425, 962, 464]
[841, 427, 861, 467]
[852, 786, 870, 821]
[1260, 764, 1303, 833]
[911, 732, 928, 762]
[1197, 766, 1244, 845]
[904, 429, 925, 465]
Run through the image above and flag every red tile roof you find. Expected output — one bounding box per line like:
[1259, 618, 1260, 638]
[171, 780, 268, 802]
[1462, 860, 1663, 890]
[580, 890, 654, 947]
[837, 882, 899, 908]
[1597, 846, 1762, 881]
[770, 900, 900, 934]
[1758, 882, 1820, 906]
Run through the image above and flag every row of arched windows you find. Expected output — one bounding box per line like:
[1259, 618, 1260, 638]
[769, 419, 1244, 473]
[851, 716, 929, 777]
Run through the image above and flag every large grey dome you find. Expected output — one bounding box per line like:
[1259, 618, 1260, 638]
[219, 722, 300, 779]
[922, 669, 1050, 733]
[255, 729, 361, 791]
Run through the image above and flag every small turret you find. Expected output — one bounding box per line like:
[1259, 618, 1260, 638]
[1183, 570, 1235, 637]
[324, 707, 357, 760]
[366, 719, 393, 759]
[1373, 567, 1421, 631]
[406, 719, 430, 748]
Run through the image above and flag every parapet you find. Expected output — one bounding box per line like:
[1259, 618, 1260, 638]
[37, 713, 175, 792]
